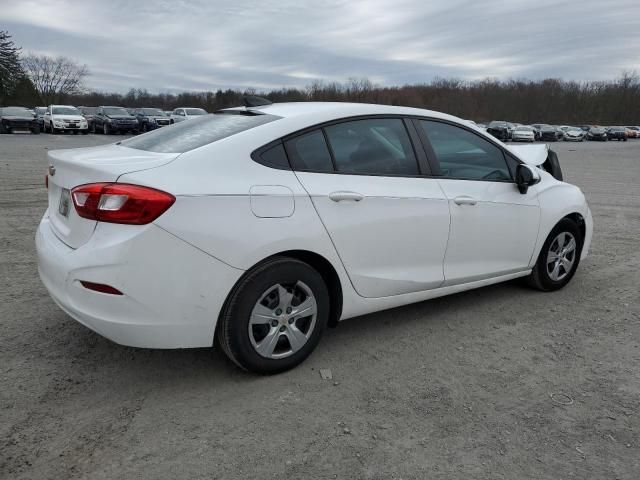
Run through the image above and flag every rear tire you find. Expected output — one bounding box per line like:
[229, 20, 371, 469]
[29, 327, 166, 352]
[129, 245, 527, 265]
[217, 257, 330, 374]
[527, 218, 582, 292]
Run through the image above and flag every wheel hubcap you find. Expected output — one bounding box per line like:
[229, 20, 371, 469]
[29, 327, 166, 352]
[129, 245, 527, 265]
[546, 232, 577, 281]
[248, 281, 317, 359]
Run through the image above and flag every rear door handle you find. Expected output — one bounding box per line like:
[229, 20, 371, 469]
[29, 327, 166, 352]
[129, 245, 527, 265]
[453, 195, 477, 206]
[329, 191, 364, 202]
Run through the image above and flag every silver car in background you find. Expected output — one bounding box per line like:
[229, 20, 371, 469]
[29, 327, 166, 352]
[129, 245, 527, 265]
[512, 125, 536, 142]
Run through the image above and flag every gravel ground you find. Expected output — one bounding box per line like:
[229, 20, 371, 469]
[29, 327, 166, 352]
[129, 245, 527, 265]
[1, 133, 638, 479]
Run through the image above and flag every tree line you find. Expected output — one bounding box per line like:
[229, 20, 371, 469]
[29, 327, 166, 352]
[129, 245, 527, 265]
[2, 30, 640, 125]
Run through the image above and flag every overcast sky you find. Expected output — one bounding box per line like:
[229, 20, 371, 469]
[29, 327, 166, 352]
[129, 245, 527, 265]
[2, 0, 640, 93]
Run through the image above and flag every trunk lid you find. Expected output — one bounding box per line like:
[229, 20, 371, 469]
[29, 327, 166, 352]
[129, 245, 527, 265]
[46, 144, 179, 248]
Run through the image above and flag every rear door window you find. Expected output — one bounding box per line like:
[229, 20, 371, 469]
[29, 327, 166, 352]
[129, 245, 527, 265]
[285, 130, 334, 172]
[324, 118, 419, 176]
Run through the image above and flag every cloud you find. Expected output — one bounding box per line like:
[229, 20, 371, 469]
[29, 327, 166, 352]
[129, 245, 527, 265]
[2, 0, 639, 93]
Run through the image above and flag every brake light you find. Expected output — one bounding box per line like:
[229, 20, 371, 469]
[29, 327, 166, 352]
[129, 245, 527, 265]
[71, 183, 175, 225]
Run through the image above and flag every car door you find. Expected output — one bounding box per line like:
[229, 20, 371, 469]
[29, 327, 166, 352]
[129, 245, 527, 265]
[416, 119, 540, 286]
[288, 117, 451, 298]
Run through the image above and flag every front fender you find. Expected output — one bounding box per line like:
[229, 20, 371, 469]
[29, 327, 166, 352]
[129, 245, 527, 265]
[529, 180, 592, 267]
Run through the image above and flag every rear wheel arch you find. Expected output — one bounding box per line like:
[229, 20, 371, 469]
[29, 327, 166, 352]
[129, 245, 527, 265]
[216, 250, 343, 342]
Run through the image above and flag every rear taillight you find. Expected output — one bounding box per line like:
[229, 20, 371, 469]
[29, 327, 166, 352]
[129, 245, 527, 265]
[71, 183, 175, 225]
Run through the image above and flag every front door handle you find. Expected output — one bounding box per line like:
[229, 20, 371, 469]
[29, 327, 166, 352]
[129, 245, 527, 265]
[453, 195, 478, 206]
[329, 191, 364, 202]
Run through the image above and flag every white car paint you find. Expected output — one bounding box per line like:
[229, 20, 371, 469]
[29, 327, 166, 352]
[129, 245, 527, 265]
[43, 105, 88, 132]
[36, 102, 593, 350]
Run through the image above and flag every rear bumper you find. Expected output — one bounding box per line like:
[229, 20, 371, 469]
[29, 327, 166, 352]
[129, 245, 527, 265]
[36, 213, 243, 348]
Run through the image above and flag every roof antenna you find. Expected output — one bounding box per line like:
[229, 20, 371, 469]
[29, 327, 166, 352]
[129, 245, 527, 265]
[243, 95, 272, 108]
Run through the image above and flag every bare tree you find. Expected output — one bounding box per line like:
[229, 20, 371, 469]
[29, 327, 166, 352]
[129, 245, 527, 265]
[22, 54, 89, 104]
[0, 30, 24, 100]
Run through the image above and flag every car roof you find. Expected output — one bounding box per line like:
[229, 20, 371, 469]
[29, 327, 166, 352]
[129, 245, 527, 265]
[222, 101, 460, 123]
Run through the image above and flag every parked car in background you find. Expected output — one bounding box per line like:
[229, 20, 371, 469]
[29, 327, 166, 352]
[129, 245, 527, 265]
[607, 127, 628, 141]
[578, 125, 592, 132]
[164, 110, 173, 117]
[92, 106, 139, 134]
[134, 108, 171, 132]
[36, 100, 593, 373]
[625, 126, 639, 138]
[512, 125, 535, 142]
[170, 107, 208, 124]
[77, 107, 98, 130]
[34, 107, 47, 129]
[486, 121, 512, 141]
[563, 127, 587, 142]
[587, 127, 608, 141]
[44, 105, 89, 134]
[0, 106, 40, 134]
[126, 108, 136, 115]
[539, 125, 563, 141]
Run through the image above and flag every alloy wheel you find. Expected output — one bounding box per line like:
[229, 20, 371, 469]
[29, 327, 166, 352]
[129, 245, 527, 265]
[248, 281, 317, 359]
[546, 232, 577, 281]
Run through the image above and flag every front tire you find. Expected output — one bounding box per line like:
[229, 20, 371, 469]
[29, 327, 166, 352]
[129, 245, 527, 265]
[217, 257, 330, 374]
[527, 218, 582, 291]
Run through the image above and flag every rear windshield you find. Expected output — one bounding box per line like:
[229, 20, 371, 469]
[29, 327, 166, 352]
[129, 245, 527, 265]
[185, 108, 207, 115]
[119, 113, 281, 153]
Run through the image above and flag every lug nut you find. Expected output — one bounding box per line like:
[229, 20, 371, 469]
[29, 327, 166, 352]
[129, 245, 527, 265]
[279, 326, 286, 332]
[271, 320, 278, 327]
[288, 318, 295, 324]
[286, 307, 292, 314]
[275, 309, 282, 315]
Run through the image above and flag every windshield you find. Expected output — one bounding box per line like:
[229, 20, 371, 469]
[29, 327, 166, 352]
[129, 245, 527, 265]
[52, 106, 80, 115]
[80, 107, 97, 114]
[185, 108, 207, 115]
[120, 113, 280, 153]
[567, 127, 582, 132]
[142, 108, 165, 116]
[104, 107, 129, 116]
[541, 125, 555, 131]
[610, 127, 625, 132]
[35, 107, 47, 114]
[488, 121, 507, 127]
[1, 107, 33, 116]
[515, 126, 532, 131]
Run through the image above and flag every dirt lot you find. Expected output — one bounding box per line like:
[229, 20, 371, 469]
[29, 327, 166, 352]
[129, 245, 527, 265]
[1, 133, 638, 479]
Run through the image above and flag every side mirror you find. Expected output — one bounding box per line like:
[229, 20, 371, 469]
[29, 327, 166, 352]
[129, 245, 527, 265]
[515, 164, 541, 194]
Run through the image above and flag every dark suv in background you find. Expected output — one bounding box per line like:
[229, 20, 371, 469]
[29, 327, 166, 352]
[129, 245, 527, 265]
[134, 108, 171, 132]
[92, 106, 139, 134]
[607, 127, 628, 141]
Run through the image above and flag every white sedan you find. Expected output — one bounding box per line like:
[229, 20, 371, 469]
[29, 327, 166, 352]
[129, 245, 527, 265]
[169, 107, 207, 124]
[36, 101, 593, 373]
